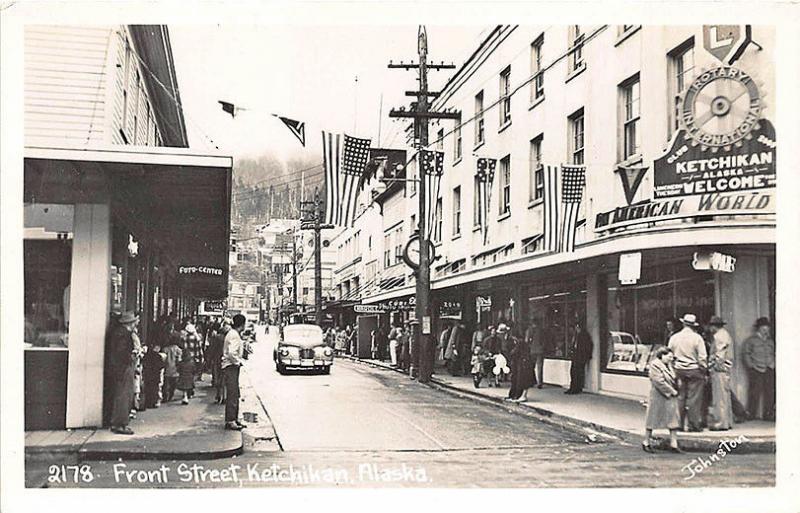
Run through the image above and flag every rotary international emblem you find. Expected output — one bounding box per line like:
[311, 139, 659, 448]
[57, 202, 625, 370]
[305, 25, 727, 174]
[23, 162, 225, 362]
[679, 66, 764, 152]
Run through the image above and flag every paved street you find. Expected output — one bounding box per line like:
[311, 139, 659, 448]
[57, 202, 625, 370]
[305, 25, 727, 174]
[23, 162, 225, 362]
[32, 335, 775, 488]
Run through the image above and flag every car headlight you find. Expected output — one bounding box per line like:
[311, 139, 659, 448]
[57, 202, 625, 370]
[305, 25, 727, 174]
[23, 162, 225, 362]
[323, 347, 333, 357]
[279, 348, 290, 357]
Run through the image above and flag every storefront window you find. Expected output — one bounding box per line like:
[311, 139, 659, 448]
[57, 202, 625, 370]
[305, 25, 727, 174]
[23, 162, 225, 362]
[24, 204, 74, 348]
[524, 278, 586, 359]
[604, 262, 715, 374]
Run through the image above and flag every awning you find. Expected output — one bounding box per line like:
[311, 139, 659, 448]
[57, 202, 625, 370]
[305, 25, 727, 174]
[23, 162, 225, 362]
[24, 145, 233, 299]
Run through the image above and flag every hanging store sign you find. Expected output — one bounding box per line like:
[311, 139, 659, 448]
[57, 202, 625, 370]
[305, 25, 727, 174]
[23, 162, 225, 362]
[618, 253, 642, 285]
[354, 304, 390, 314]
[703, 25, 752, 65]
[654, 66, 775, 199]
[692, 251, 736, 272]
[179, 266, 224, 276]
[439, 300, 462, 316]
[595, 189, 773, 233]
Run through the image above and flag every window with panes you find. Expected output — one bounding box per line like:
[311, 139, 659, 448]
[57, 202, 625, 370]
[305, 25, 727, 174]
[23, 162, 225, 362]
[621, 76, 641, 159]
[570, 26, 585, 71]
[499, 156, 511, 215]
[569, 110, 585, 165]
[530, 136, 544, 201]
[473, 174, 482, 226]
[452, 186, 461, 236]
[475, 91, 485, 145]
[669, 41, 695, 136]
[454, 124, 462, 161]
[434, 198, 443, 242]
[531, 36, 544, 100]
[499, 66, 511, 124]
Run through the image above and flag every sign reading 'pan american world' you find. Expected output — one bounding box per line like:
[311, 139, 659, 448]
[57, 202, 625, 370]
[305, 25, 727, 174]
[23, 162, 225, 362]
[654, 66, 775, 199]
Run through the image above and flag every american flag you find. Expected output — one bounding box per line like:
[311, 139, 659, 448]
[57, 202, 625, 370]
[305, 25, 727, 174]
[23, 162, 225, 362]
[476, 157, 497, 245]
[543, 164, 586, 252]
[420, 149, 444, 239]
[322, 132, 372, 227]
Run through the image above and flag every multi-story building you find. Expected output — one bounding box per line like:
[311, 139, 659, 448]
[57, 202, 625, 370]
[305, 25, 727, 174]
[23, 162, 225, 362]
[23, 25, 232, 429]
[331, 25, 774, 404]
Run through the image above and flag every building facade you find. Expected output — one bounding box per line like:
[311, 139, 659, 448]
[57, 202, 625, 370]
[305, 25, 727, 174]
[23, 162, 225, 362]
[23, 25, 232, 430]
[331, 25, 775, 404]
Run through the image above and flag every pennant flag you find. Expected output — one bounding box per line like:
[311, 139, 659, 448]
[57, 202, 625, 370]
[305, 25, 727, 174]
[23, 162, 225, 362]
[542, 165, 560, 252]
[420, 149, 444, 239]
[218, 100, 245, 118]
[559, 164, 586, 253]
[617, 164, 648, 205]
[476, 157, 497, 245]
[322, 132, 372, 227]
[274, 115, 306, 147]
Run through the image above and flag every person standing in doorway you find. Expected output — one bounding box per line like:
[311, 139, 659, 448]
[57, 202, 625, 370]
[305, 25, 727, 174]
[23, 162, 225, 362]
[222, 314, 247, 431]
[743, 317, 776, 421]
[526, 318, 545, 389]
[668, 313, 708, 431]
[707, 316, 734, 430]
[108, 311, 140, 435]
[566, 321, 593, 394]
[388, 321, 401, 367]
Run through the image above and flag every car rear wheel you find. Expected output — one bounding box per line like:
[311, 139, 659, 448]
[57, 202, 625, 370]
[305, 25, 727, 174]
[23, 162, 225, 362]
[276, 362, 286, 375]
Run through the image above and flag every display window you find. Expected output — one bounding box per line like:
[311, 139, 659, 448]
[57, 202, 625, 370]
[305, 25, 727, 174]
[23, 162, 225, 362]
[24, 204, 74, 349]
[603, 262, 715, 375]
[524, 278, 587, 359]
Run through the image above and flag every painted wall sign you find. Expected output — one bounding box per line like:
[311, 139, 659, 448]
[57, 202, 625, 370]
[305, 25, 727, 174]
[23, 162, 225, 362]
[702, 25, 752, 65]
[595, 189, 773, 232]
[618, 253, 642, 285]
[693, 252, 736, 272]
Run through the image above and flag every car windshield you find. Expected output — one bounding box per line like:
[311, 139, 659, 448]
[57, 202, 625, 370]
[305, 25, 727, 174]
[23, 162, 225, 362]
[283, 324, 323, 347]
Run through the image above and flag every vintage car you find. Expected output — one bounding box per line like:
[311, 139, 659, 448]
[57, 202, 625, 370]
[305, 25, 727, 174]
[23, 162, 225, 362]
[273, 323, 333, 374]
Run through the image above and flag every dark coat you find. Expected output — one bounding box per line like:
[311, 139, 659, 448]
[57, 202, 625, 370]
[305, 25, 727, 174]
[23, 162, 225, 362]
[572, 330, 593, 363]
[106, 323, 135, 427]
[177, 359, 195, 391]
[510, 337, 536, 389]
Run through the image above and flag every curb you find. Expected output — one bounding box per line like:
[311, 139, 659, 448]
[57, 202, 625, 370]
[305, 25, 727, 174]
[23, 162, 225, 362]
[342, 355, 775, 454]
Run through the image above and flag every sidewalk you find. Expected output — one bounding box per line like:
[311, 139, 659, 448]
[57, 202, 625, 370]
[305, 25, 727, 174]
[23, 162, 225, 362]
[25, 367, 277, 463]
[344, 355, 775, 454]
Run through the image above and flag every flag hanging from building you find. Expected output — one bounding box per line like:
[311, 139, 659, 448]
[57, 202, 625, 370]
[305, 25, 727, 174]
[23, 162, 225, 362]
[476, 157, 497, 245]
[542, 165, 560, 252]
[274, 115, 306, 146]
[559, 164, 586, 253]
[322, 132, 372, 227]
[420, 149, 444, 239]
[218, 100, 245, 118]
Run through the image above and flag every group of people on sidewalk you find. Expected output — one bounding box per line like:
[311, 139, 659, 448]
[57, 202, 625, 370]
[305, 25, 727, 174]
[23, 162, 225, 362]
[105, 311, 252, 435]
[642, 313, 776, 454]
[325, 325, 358, 356]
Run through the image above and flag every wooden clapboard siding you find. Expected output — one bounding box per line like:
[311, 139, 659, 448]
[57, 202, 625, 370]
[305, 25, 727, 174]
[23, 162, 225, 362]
[25, 25, 113, 146]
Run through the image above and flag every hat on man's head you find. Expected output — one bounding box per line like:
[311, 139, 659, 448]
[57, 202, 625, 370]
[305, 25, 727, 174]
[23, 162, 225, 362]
[496, 323, 509, 334]
[118, 311, 139, 325]
[708, 315, 726, 327]
[679, 313, 699, 327]
[755, 317, 771, 328]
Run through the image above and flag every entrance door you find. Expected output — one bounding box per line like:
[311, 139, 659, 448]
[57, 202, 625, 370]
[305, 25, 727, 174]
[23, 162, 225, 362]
[357, 315, 379, 358]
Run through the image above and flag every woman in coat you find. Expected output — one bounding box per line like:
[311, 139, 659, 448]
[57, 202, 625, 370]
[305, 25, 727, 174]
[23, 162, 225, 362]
[506, 326, 536, 402]
[643, 346, 683, 453]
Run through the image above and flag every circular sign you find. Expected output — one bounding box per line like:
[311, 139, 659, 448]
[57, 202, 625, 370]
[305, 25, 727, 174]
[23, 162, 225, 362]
[679, 66, 763, 152]
[402, 234, 436, 270]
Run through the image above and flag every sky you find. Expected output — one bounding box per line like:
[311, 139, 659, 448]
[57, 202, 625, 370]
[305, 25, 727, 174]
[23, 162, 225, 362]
[168, 25, 489, 164]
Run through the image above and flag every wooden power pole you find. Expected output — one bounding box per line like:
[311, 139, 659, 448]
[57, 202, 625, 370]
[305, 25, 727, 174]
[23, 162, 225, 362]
[302, 188, 334, 327]
[388, 26, 459, 383]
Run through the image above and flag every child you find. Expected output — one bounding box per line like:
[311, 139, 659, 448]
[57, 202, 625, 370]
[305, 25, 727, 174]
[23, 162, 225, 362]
[162, 338, 182, 402]
[177, 349, 195, 405]
[471, 346, 487, 388]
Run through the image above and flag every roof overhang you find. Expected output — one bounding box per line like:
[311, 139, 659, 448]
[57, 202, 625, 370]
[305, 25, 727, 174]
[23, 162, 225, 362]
[24, 145, 233, 299]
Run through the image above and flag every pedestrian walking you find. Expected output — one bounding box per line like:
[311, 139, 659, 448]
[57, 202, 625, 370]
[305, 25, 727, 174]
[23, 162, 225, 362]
[348, 324, 358, 356]
[565, 321, 593, 394]
[506, 326, 536, 402]
[177, 349, 195, 405]
[445, 322, 466, 376]
[743, 317, 776, 421]
[142, 344, 165, 409]
[642, 346, 683, 453]
[183, 321, 203, 383]
[668, 313, 708, 431]
[107, 311, 139, 435]
[456, 322, 471, 375]
[471, 322, 487, 351]
[222, 314, 248, 431]
[470, 346, 488, 388]
[162, 334, 182, 403]
[526, 318, 545, 389]
[370, 328, 378, 360]
[707, 316, 734, 430]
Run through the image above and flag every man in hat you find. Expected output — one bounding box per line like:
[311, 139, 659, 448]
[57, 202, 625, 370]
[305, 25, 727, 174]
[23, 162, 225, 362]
[565, 320, 593, 394]
[743, 317, 775, 421]
[107, 311, 139, 435]
[707, 316, 734, 430]
[668, 313, 708, 431]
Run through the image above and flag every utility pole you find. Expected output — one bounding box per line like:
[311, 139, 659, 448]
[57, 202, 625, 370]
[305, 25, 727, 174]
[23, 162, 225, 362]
[291, 229, 298, 311]
[301, 187, 334, 327]
[388, 26, 459, 383]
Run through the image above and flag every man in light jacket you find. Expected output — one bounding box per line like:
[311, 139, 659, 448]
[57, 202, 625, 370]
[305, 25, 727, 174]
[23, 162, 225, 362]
[668, 313, 708, 431]
[222, 314, 247, 431]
